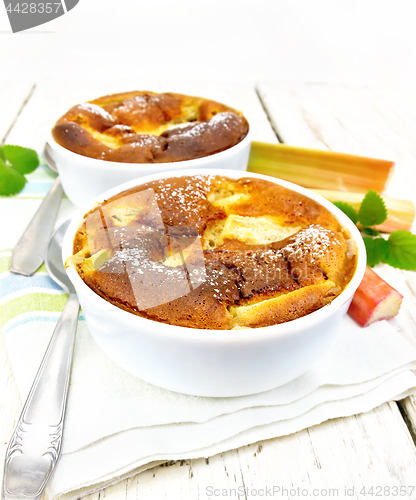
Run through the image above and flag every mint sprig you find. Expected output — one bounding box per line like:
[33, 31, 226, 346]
[0, 145, 39, 196]
[386, 231, 416, 270]
[358, 190, 387, 227]
[363, 236, 389, 267]
[333, 202, 358, 224]
[334, 191, 416, 271]
[0, 162, 27, 195]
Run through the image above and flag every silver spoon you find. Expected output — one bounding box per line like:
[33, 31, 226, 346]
[10, 143, 63, 276]
[2, 219, 79, 500]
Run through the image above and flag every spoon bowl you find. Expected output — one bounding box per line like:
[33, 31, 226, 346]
[43, 142, 58, 173]
[45, 219, 74, 292]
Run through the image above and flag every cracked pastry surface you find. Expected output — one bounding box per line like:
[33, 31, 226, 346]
[52, 91, 249, 163]
[67, 175, 356, 329]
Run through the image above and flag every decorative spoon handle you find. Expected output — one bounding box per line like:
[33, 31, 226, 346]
[2, 293, 79, 500]
[10, 176, 63, 276]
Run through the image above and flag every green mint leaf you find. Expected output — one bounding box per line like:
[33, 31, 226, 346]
[2, 145, 39, 175]
[363, 236, 389, 267]
[0, 160, 27, 195]
[361, 227, 380, 237]
[358, 190, 388, 227]
[333, 202, 359, 224]
[386, 230, 416, 270]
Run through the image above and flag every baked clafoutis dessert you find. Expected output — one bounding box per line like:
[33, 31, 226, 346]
[52, 91, 249, 163]
[66, 175, 357, 330]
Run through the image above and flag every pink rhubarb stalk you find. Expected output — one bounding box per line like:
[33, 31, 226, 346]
[348, 266, 403, 327]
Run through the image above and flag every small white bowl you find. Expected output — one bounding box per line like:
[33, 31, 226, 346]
[62, 169, 366, 397]
[48, 126, 252, 207]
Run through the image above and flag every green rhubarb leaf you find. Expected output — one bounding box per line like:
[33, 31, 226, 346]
[0, 160, 27, 195]
[2, 145, 39, 175]
[386, 230, 416, 270]
[363, 236, 389, 267]
[333, 202, 358, 224]
[358, 190, 388, 227]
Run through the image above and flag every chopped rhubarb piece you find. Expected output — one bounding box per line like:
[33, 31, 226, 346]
[348, 266, 403, 327]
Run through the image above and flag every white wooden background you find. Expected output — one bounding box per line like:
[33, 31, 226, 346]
[1, 80, 416, 499]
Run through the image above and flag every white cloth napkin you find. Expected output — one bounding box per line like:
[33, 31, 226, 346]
[4, 310, 416, 500]
[2, 166, 416, 499]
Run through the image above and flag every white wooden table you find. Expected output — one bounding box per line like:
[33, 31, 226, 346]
[2, 80, 416, 499]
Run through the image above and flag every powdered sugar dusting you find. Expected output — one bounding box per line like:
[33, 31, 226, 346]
[78, 103, 115, 124]
[282, 225, 341, 264]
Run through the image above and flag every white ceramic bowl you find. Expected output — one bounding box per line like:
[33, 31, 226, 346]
[62, 169, 366, 397]
[48, 126, 252, 207]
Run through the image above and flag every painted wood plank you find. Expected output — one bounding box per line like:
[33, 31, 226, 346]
[0, 79, 35, 143]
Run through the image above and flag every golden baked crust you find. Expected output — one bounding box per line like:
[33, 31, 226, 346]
[67, 176, 356, 329]
[52, 91, 249, 163]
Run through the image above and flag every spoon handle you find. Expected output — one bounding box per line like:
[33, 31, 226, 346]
[2, 293, 79, 500]
[10, 177, 63, 276]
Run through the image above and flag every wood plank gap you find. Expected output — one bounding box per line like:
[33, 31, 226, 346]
[255, 85, 284, 143]
[1, 83, 36, 145]
[398, 397, 416, 446]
